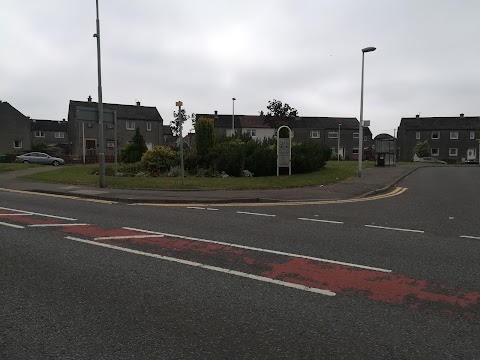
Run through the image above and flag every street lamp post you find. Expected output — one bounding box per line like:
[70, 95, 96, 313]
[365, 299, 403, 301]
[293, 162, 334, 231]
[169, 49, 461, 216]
[358, 46, 376, 177]
[176, 101, 185, 186]
[94, 0, 105, 187]
[232, 97, 236, 136]
[337, 123, 342, 161]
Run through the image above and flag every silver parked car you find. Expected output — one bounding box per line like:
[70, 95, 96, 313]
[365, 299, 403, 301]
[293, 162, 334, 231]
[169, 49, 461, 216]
[15, 152, 65, 166]
[414, 157, 447, 164]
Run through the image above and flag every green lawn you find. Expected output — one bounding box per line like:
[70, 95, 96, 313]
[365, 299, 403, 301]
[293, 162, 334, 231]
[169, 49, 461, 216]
[20, 161, 375, 190]
[0, 163, 42, 173]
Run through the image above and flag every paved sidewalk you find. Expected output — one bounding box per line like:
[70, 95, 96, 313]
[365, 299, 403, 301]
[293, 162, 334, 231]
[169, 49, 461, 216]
[0, 165, 418, 204]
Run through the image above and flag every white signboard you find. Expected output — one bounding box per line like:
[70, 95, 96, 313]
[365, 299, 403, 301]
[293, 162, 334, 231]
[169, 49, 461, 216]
[277, 126, 292, 176]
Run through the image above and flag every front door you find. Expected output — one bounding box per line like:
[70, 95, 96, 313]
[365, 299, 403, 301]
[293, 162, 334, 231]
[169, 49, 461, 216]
[467, 148, 476, 160]
[85, 139, 97, 162]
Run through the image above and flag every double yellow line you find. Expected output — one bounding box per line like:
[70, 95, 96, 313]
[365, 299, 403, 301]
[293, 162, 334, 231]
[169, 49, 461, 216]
[133, 187, 408, 207]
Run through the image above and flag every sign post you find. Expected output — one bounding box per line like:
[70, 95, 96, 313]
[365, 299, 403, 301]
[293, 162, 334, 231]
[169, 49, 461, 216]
[176, 101, 185, 186]
[277, 125, 292, 176]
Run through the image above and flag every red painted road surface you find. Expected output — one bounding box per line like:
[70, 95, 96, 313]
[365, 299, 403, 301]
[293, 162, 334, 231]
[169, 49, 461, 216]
[2, 211, 479, 318]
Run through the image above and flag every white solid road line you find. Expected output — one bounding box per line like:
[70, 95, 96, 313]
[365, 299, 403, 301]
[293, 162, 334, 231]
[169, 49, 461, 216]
[94, 234, 165, 240]
[28, 223, 90, 227]
[364, 225, 424, 233]
[460, 235, 480, 240]
[123, 227, 392, 273]
[237, 211, 276, 217]
[64, 236, 336, 297]
[0, 221, 25, 229]
[298, 217, 344, 224]
[187, 206, 219, 211]
[0, 206, 76, 221]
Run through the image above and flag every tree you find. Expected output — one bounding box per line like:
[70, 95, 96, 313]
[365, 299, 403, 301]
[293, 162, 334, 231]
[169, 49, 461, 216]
[414, 140, 430, 158]
[261, 99, 298, 128]
[195, 117, 215, 157]
[171, 110, 195, 136]
[120, 128, 148, 163]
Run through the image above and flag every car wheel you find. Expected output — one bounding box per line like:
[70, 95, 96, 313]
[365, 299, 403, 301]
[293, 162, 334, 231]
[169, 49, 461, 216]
[52, 160, 60, 166]
[22, 160, 29, 164]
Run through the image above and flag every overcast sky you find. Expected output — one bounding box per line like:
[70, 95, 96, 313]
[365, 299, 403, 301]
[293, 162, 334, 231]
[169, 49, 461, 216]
[1, 0, 479, 136]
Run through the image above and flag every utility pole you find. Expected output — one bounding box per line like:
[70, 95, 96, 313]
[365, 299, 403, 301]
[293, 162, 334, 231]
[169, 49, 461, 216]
[94, 0, 105, 187]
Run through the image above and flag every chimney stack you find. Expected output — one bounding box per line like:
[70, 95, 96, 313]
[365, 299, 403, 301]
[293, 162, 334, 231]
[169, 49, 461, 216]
[214, 110, 218, 118]
[88, 95, 92, 102]
[415, 114, 420, 118]
[460, 113, 464, 117]
[136, 101, 141, 106]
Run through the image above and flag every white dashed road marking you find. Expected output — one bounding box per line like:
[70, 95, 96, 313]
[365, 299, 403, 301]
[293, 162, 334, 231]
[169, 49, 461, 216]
[364, 225, 424, 233]
[0, 206, 76, 220]
[28, 224, 90, 227]
[237, 211, 276, 217]
[94, 234, 165, 240]
[0, 221, 25, 229]
[299, 217, 344, 224]
[460, 235, 480, 240]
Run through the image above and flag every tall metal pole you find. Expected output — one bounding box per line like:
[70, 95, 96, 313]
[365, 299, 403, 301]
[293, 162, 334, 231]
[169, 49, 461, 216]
[358, 46, 376, 177]
[358, 52, 365, 177]
[95, 0, 105, 187]
[232, 97, 236, 136]
[337, 123, 341, 161]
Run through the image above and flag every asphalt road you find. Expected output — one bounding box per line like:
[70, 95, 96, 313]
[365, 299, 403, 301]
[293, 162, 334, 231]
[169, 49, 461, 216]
[1, 167, 479, 359]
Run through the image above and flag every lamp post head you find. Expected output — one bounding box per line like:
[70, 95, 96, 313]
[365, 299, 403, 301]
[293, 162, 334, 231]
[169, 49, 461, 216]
[232, 97, 236, 101]
[362, 47, 376, 53]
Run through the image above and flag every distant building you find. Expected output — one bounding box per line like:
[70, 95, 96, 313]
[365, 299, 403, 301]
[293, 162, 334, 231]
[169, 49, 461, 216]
[196, 112, 373, 160]
[67, 97, 165, 161]
[31, 119, 69, 153]
[0, 101, 31, 154]
[397, 114, 480, 163]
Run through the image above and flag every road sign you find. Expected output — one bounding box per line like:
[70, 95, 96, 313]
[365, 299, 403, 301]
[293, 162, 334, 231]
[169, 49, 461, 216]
[277, 126, 292, 176]
[76, 106, 115, 123]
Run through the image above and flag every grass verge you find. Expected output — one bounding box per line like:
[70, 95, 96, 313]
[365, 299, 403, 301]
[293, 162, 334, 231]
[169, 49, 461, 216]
[20, 161, 375, 190]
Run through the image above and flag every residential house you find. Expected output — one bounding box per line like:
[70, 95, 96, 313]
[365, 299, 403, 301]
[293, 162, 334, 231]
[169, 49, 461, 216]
[31, 119, 69, 153]
[0, 101, 31, 154]
[397, 114, 480, 163]
[197, 112, 373, 160]
[67, 97, 165, 161]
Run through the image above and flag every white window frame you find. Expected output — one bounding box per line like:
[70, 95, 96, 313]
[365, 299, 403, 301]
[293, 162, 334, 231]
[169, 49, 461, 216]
[13, 140, 23, 149]
[470, 131, 475, 140]
[126, 121, 135, 130]
[416, 132, 420, 140]
[327, 131, 338, 139]
[147, 122, 152, 132]
[106, 140, 115, 149]
[245, 129, 257, 137]
[431, 131, 440, 139]
[450, 131, 458, 140]
[311, 130, 320, 138]
[353, 132, 359, 139]
[449, 148, 458, 156]
[352, 148, 359, 155]
[35, 131, 45, 138]
[146, 142, 153, 150]
[431, 148, 439, 156]
[54, 132, 65, 139]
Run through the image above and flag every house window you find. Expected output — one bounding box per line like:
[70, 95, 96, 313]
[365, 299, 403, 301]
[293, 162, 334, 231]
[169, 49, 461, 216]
[471, 131, 475, 140]
[35, 131, 45, 138]
[126, 121, 135, 130]
[311, 130, 320, 138]
[245, 129, 256, 137]
[327, 131, 338, 139]
[416, 132, 420, 140]
[147, 122, 152, 132]
[364, 136, 368, 142]
[431, 131, 440, 139]
[13, 140, 23, 149]
[450, 131, 458, 140]
[431, 148, 439, 156]
[55, 132, 65, 139]
[353, 133, 359, 139]
[352, 148, 359, 155]
[449, 148, 458, 156]
[106, 140, 115, 149]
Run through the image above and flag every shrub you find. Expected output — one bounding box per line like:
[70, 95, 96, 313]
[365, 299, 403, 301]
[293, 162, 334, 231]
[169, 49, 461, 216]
[210, 138, 246, 177]
[118, 162, 143, 176]
[167, 166, 183, 177]
[244, 145, 276, 176]
[291, 141, 331, 173]
[90, 164, 116, 176]
[140, 146, 177, 174]
[195, 117, 215, 159]
[120, 128, 148, 163]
